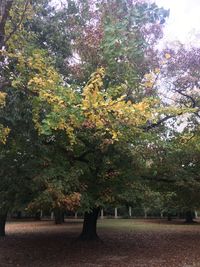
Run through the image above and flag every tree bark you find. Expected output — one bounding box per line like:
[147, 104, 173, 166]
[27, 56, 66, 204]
[185, 210, 194, 223]
[0, 212, 7, 237]
[144, 209, 148, 219]
[34, 211, 41, 221]
[167, 213, 172, 221]
[129, 206, 132, 218]
[160, 211, 163, 218]
[79, 207, 100, 241]
[54, 209, 63, 224]
[0, 0, 14, 48]
[17, 211, 22, 219]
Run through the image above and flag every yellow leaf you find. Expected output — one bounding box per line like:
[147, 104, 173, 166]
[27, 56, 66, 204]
[165, 53, 171, 59]
[154, 68, 160, 74]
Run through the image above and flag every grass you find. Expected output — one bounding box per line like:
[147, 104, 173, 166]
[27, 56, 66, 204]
[98, 218, 200, 231]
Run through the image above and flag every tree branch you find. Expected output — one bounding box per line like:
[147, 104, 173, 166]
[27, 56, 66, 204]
[0, 80, 11, 90]
[4, 0, 29, 46]
[0, 0, 14, 48]
[142, 114, 179, 131]
[174, 89, 196, 108]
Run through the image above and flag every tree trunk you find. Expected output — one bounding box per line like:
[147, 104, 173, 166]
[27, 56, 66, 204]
[100, 209, 104, 219]
[144, 209, 148, 219]
[79, 207, 100, 241]
[185, 210, 194, 223]
[0, 212, 7, 237]
[62, 212, 65, 223]
[54, 209, 63, 224]
[0, 1, 14, 48]
[129, 206, 132, 218]
[167, 213, 172, 221]
[114, 208, 118, 219]
[34, 211, 41, 221]
[195, 211, 198, 219]
[17, 211, 22, 219]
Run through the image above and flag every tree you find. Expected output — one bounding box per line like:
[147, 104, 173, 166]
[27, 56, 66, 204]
[0, 0, 86, 235]
[33, 60, 190, 240]
[26, 1, 198, 240]
[171, 133, 200, 223]
[142, 128, 200, 223]
[159, 44, 200, 222]
[1, 0, 198, 240]
[0, 0, 34, 236]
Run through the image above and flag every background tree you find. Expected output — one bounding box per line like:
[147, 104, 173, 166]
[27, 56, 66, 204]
[0, 0, 91, 235]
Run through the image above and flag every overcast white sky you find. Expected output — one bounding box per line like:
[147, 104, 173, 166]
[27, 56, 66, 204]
[155, 0, 200, 45]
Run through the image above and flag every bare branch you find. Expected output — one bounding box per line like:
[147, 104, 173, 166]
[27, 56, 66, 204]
[174, 89, 196, 108]
[142, 114, 180, 131]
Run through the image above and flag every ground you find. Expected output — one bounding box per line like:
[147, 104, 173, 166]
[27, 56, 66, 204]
[1, 219, 200, 267]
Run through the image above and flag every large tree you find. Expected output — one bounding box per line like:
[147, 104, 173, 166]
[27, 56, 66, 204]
[1, 0, 198, 240]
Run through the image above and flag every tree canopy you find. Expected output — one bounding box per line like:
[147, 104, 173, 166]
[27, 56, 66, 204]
[0, 0, 199, 238]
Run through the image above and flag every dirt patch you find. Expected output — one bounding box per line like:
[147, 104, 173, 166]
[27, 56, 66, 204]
[0, 220, 200, 267]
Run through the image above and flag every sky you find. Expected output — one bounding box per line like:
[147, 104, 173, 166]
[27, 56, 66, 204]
[155, 0, 200, 45]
